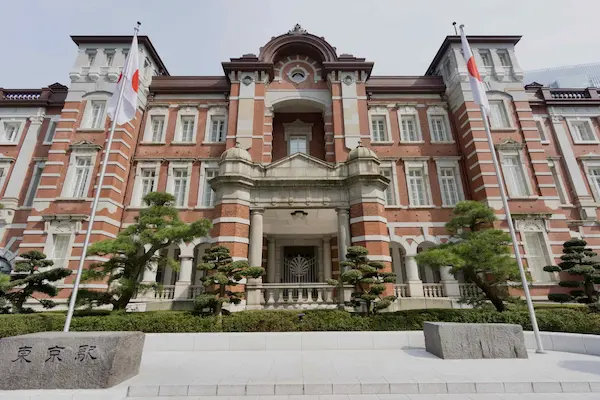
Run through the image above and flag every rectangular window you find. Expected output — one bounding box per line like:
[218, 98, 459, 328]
[430, 116, 450, 142]
[3, 122, 20, 142]
[479, 50, 492, 67]
[497, 51, 511, 67]
[44, 120, 57, 143]
[550, 163, 568, 204]
[180, 116, 195, 142]
[489, 101, 510, 129]
[105, 51, 114, 67]
[371, 116, 388, 142]
[502, 155, 530, 197]
[24, 162, 45, 207]
[589, 167, 600, 200]
[571, 120, 595, 141]
[210, 116, 226, 142]
[52, 234, 71, 269]
[89, 100, 106, 129]
[150, 116, 165, 142]
[381, 167, 396, 205]
[407, 167, 429, 206]
[401, 115, 419, 142]
[172, 168, 188, 207]
[140, 168, 157, 202]
[439, 167, 460, 206]
[71, 156, 92, 198]
[523, 231, 551, 282]
[87, 52, 96, 66]
[536, 120, 547, 142]
[289, 135, 307, 155]
[202, 168, 218, 207]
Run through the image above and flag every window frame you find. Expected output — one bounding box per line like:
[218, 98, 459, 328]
[0, 118, 26, 144]
[204, 106, 228, 144]
[60, 146, 99, 199]
[534, 117, 549, 144]
[434, 158, 464, 207]
[496, 50, 512, 67]
[368, 107, 392, 143]
[479, 50, 493, 67]
[197, 162, 218, 209]
[131, 162, 160, 207]
[488, 99, 512, 129]
[0, 159, 13, 194]
[403, 158, 433, 207]
[516, 219, 555, 284]
[143, 107, 169, 143]
[166, 162, 192, 209]
[426, 106, 453, 143]
[499, 150, 533, 198]
[380, 162, 399, 207]
[397, 106, 423, 143]
[23, 161, 45, 208]
[567, 117, 599, 144]
[43, 221, 78, 275]
[81, 98, 107, 130]
[43, 116, 60, 144]
[547, 158, 570, 205]
[173, 106, 198, 143]
[582, 158, 600, 202]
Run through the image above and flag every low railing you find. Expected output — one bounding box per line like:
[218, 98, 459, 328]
[2, 91, 41, 100]
[261, 283, 350, 309]
[394, 284, 408, 298]
[550, 90, 588, 99]
[423, 283, 445, 298]
[187, 285, 204, 299]
[154, 285, 175, 299]
[459, 283, 481, 297]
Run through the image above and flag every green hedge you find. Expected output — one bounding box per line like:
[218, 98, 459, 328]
[1, 308, 599, 338]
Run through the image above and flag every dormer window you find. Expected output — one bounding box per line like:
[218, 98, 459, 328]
[87, 51, 96, 67]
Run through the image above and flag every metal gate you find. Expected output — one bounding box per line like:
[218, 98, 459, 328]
[282, 246, 317, 299]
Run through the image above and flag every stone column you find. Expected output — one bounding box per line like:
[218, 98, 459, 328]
[174, 255, 194, 300]
[323, 236, 332, 281]
[336, 208, 350, 268]
[440, 266, 460, 297]
[391, 247, 404, 283]
[405, 254, 424, 297]
[267, 237, 276, 283]
[248, 209, 264, 267]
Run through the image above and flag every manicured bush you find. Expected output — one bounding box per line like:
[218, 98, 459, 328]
[1, 307, 599, 338]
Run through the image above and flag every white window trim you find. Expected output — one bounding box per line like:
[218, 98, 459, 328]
[488, 98, 515, 130]
[81, 96, 108, 130]
[0, 117, 27, 145]
[284, 120, 313, 155]
[60, 149, 99, 198]
[403, 158, 433, 207]
[0, 160, 13, 194]
[197, 161, 218, 209]
[434, 158, 464, 207]
[166, 162, 192, 209]
[566, 117, 599, 144]
[380, 161, 400, 207]
[131, 162, 160, 207]
[547, 158, 570, 205]
[23, 161, 45, 208]
[582, 158, 600, 203]
[173, 106, 198, 144]
[43, 115, 60, 145]
[534, 117, 550, 145]
[498, 149, 533, 198]
[397, 106, 423, 143]
[368, 107, 393, 143]
[203, 106, 228, 143]
[42, 221, 79, 275]
[426, 106, 454, 143]
[142, 107, 169, 143]
[515, 219, 556, 284]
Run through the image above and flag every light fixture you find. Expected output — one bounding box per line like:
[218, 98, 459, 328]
[290, 210, 308, 220]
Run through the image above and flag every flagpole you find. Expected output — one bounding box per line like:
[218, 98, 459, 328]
[479, 104, 545, 353]
[63, 22, 141, 332]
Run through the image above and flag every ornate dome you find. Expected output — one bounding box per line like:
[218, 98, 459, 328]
[347, 144, 378, 161]
[220, 145, 252, 162]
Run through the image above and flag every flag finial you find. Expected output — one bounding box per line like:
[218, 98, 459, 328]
[134, 22, 141, 35]
[452, 22, 457, 35]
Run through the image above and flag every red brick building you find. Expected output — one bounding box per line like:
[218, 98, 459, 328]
[1, 25, 598, 310]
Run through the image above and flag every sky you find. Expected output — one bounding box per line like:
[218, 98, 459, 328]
[1, 0, 599, 88]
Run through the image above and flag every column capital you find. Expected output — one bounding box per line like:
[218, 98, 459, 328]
[322, 235, 332, 243]
[250, 208, 265, 215]
[335, 207, 349, 215]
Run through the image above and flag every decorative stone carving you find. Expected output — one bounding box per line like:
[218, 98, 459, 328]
[494, 138, 524, 151]
[288, 24, 307, 35]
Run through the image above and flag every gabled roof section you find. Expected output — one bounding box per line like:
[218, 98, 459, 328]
[71, 35, 169, 75]
[426, 35, 522, 75]
[264, 152, 337, 171]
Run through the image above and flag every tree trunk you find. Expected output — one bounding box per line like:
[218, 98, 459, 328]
[466, 269, 506, 312]
[584, 278, 596, 303]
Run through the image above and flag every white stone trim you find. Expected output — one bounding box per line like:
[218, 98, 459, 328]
[173, 105, 199, 143]
[515, 219, 556, 284]
[380, 160, 400, 207]
[131, 161, 161, 207]
[368, 106, 392, 142]
[60, 146, 99, 199]
[498, 148, 534, 198]
[566, 117, 599, 144]
[142, 106, 169, 143]
[212, 217, 250, 225]
[81, 93, 109, 129]
[210, 236, 249, 244]
[203, 106, 228, 143]
[350, 216, 388, 224]
[351, 235, 390, 243]
[166, 161, 192, 208]
[581, 157, 600, 202]
[434, 158, 465, 207]
[404, 159, 433, 207]
[198, 161, 218, 208]
[426, 105, 454, 143]
[397, 106, 423, 143]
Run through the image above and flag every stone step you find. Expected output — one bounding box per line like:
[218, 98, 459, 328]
[124, 396, 600, 400]
[126, 381, 599, 397]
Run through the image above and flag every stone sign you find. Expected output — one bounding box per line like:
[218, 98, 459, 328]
[423, 322, 528, 359]
[0, 331, 144, 390]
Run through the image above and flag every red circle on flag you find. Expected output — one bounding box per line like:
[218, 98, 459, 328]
[131, 70, 140, 93]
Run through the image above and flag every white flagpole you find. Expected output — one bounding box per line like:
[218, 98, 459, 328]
[479, 104, 545, 353]
[64, 22, 141, 332]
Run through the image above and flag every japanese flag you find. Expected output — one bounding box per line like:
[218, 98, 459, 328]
[107, 35, 140, 125]
[459, 25, 490, 115]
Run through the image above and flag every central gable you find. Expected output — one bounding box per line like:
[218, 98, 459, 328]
[262, 152, 343, 179]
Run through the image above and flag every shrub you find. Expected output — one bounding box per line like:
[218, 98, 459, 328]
[0, 307, 598, 338]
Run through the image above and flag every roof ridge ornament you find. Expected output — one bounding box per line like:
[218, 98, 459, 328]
[288, 24, 307, 35]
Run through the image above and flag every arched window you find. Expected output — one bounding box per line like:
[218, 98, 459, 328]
[288, 67, 308, 84]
